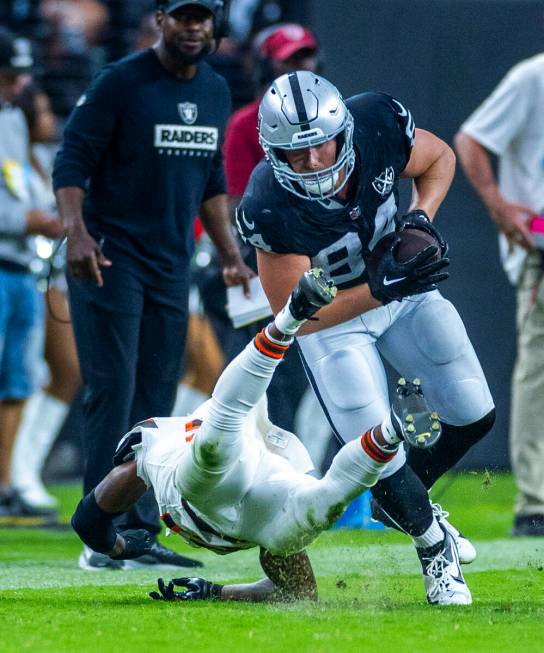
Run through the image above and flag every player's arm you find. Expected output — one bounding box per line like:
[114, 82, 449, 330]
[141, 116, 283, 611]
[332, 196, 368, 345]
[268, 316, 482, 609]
[257, 249, 380, 335]
[454, 131, 534, 249]
[150, 548, 317, 603]
[401, 128, 456, 220]
[71, 460, 153, 559]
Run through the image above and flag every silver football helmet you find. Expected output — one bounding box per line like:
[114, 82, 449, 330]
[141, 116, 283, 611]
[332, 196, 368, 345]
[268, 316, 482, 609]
[258, 71, 355, 200]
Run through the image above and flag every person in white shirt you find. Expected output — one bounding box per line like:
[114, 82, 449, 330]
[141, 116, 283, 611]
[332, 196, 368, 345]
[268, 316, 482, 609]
[455, 53, 544, 537]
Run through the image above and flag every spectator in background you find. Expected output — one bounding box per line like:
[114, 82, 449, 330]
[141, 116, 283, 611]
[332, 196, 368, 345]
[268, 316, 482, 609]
[224, 23, 319, 209]
[39, 0, 109, 119]
[455, 53, 544, 537]
[133, 12, 161, 51]
[0, 29, 64, 523]
[53, 0, 252, 570]
[10, 83, 80, 511]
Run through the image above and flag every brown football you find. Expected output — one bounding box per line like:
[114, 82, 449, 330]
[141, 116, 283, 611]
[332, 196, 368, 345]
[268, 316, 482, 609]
[367, 227, 441, 271]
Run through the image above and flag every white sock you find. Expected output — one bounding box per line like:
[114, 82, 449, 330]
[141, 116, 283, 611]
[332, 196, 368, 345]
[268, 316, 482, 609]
[381, 412, 402, 445]
[412, 518, 444, 549]
[264, 324, 293, 346]
[12, 391, 68, 486]
[274, 304, 304, 336]
[171, 384, 208, 417]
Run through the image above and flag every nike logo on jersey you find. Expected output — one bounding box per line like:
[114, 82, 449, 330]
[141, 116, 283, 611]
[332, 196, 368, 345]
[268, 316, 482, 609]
[238, 209, 255, 231]
[392, 99, 408, 117]
[383, 275, 407, 286]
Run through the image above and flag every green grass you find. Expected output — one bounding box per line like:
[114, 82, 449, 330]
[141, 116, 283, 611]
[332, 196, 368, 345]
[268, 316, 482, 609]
[1, 472, 543, 653]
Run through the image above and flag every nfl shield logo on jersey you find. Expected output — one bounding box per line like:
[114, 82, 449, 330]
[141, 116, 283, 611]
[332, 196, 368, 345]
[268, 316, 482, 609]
[372, 167, 395, 197]
[178, 102, 198, 125]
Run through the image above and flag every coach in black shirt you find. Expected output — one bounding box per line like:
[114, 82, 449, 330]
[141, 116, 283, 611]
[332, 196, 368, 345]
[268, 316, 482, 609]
[53, 0, 252, 570]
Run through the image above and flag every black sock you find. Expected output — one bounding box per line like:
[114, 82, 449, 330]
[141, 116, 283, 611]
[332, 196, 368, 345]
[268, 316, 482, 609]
[370, 464, 434, 537]
[406, 409, 495, 489]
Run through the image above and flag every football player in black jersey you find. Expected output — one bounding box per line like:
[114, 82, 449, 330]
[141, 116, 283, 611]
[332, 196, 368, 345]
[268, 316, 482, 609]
[237, 71, 496, 605]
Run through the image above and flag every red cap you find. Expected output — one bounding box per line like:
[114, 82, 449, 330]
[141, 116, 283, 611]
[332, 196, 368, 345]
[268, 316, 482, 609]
[259, 24, 318, 62]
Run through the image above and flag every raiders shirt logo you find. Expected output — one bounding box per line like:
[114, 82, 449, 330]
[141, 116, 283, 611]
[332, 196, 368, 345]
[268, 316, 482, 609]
[178, 102, 198, 125]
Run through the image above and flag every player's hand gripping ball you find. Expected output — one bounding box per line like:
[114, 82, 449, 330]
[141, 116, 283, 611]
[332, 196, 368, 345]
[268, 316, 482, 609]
[366, 227, 450, 304]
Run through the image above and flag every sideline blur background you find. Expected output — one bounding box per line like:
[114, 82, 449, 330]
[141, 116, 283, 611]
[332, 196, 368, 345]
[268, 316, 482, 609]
[2, 0, 542, 473]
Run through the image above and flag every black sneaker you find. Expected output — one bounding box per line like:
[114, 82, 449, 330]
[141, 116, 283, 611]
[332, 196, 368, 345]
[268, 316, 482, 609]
[512, 513, 544, 537]
[417, 526, 472, 605]
[123, 542, 204, 570]
[391, 378, 442, 449]
[289, 268, 337, 321]
[0, 487, 59, 528]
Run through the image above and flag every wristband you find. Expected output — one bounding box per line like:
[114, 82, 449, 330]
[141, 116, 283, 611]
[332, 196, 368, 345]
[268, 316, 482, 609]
[211, 583, 224, 600]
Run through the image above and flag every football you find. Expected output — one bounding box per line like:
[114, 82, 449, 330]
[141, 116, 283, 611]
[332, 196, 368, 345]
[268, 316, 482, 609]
[366, 227, 441, 271]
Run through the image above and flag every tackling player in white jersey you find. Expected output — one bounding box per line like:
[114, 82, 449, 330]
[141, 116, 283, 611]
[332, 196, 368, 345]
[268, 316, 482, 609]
[72, 269, 470, 604]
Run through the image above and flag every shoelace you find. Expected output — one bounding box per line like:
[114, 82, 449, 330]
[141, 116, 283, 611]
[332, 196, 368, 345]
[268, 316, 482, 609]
[431, 503, 450, 520]
[425, 552, 455, 598]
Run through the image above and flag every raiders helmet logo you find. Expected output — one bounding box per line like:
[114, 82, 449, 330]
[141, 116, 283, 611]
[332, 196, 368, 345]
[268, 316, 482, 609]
[372, 167, 395, 197]
[178, 102, 198, 125]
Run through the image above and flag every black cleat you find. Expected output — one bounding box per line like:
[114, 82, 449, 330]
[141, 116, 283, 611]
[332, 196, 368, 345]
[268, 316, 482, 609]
[289, 268, 337, 321]
[391, 378, 442, 449]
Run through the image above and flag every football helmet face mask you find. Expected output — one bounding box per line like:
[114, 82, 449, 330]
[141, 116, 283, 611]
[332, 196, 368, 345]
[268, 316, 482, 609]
[258, 71, 355, 201]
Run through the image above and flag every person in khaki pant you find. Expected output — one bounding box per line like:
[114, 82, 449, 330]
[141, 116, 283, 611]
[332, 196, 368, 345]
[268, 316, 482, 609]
[455, 52, 544, 536]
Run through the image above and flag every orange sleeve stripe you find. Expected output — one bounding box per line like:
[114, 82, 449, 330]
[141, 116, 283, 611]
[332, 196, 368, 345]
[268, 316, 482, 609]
[185, 419, 202, 432]
[254, 330, 288, 359]
[361, 429, 396, 463]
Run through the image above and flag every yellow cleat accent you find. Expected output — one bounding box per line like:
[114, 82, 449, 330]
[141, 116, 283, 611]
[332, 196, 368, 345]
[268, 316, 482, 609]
[405, 415, 414, 423]
[432, 421, 441, 430]
[431, 412, 440, 420]
[413, 378, 421, 386]
[398, 377, 407, 386]
[406, 424, 416, 433]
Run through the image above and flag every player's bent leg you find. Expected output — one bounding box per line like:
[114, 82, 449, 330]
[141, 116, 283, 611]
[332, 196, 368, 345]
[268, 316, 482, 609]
[193, 268, 336, 473]
[268, 385, 436, 555]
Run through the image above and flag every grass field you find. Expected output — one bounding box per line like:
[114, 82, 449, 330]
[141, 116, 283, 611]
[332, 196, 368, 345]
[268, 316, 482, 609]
[1, 472, 543, 653]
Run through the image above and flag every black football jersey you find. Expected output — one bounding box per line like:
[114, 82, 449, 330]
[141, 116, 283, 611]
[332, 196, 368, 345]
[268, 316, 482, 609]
[236, 92, 415, 289]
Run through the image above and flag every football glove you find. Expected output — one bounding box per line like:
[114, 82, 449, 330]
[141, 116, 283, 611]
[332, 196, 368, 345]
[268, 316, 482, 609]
[110, 528, 154, 560]
[395, 209, 449, 257]
[367, 235, 449, 304]
[149, 577, 223, 601]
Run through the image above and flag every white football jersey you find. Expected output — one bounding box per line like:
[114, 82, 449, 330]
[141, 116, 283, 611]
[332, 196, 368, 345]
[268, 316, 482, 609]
[132, 401, 314, 554]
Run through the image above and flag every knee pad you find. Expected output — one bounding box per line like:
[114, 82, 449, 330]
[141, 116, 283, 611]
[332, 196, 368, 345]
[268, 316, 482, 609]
[412, 300, 468, 365]
[315, 348, 382, 412]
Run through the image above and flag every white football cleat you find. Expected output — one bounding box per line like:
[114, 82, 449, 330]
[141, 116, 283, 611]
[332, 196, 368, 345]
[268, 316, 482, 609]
[418, 526, 472, 606]
[432, 503, 476, 565]
[78, 545, 124, 571]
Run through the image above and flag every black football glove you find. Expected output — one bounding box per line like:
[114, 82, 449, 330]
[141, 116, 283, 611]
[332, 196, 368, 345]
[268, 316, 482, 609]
[149, 577, 223, 602]
[110, 528, 154, 560]
[395, 209, 449, 258]
[367, 235, 449, 304]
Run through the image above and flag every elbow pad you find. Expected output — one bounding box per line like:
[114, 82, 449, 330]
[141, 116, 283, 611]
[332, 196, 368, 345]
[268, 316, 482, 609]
[71, 490, 119, 553]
